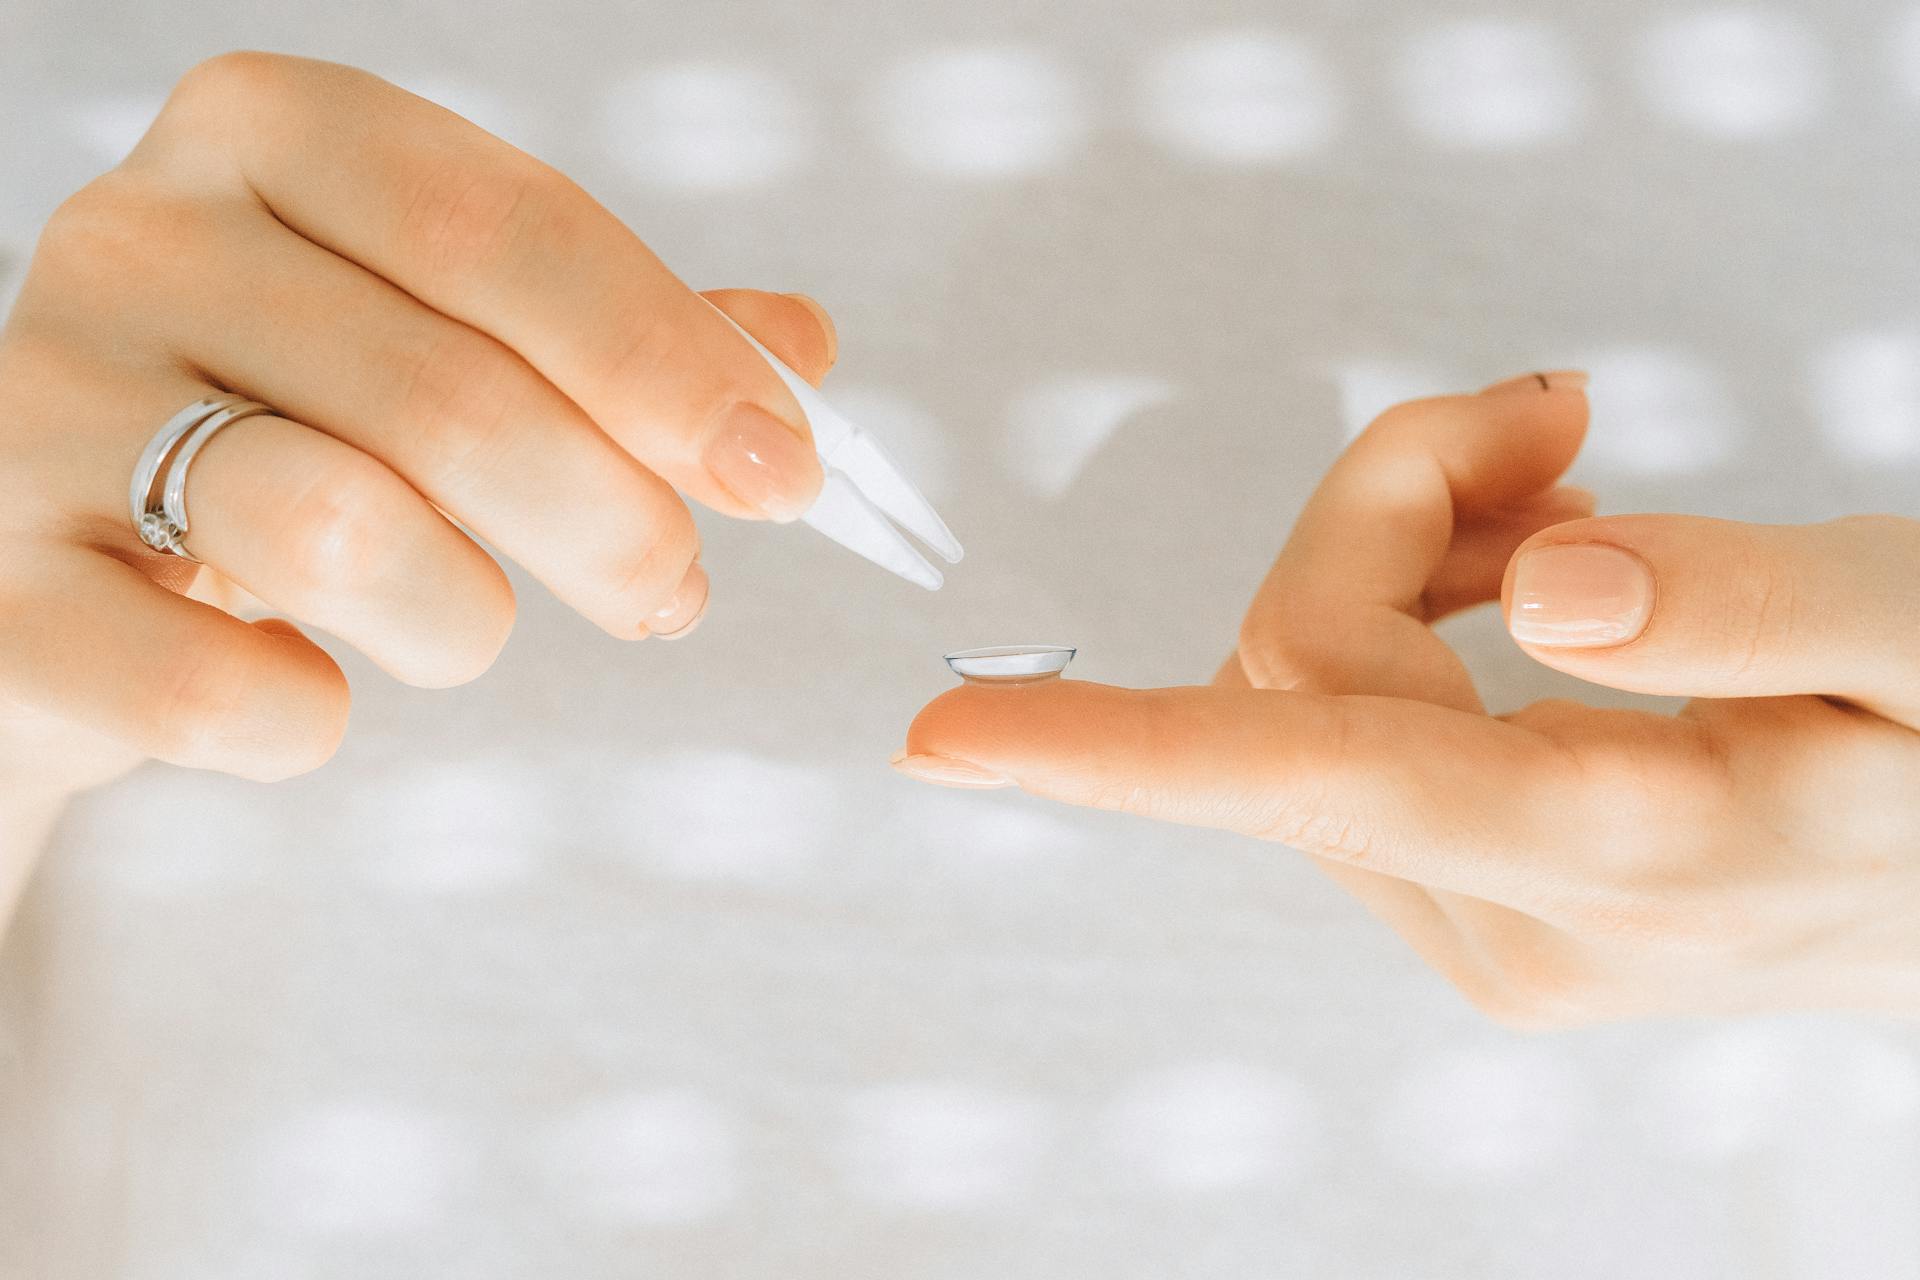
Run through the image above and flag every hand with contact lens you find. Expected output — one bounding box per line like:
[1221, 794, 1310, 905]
[899, 371, 1920, 1026]
[0, 54, 847, 889]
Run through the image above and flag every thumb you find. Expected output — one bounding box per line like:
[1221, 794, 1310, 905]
[1502, 513, 1920, 723]
[700, 288, 838, 386]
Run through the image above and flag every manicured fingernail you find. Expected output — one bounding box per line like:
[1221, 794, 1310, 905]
[1480, 369, 1590, 396]
[705, 401, 822, 523]
[889, 751, 1013, 789]
[784, 292, 837, 368]
[649, 562, 709, 639]
[1510, 544, 1654, 647]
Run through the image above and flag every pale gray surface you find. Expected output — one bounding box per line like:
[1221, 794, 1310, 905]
[4, 1, 1920, 1276]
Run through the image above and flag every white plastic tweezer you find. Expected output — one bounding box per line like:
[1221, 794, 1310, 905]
[710, 305, 963, 590]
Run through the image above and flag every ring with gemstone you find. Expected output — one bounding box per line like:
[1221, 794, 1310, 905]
[128, 393, 274, 562]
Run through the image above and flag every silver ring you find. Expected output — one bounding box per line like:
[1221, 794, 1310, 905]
[129, 393, 274, 561]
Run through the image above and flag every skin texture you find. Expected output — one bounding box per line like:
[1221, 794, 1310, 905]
[899, 374, 1920, 1027]
[0, 54, 839, 922]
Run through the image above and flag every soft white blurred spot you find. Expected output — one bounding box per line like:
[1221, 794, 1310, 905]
[1376, 1043, 1591, 1181]
[1642, 1023, 1798, 1158]
[1808, 330, 1920, 462]
[1576, 347, 1740, 472]
[1637, 9, 1824, 137]
[602, 64, 807, 190]
[900, 792, 1090, 875]
[534, 1093, 738, 1224]
[1137, 31, 1339, 164]
[254, 1102, 456, 1234]
[1643, 1022, 1920, 1159]
[836, 1082, 1049, 1209]
[826, 385, 956, 503]
[604, 751, 840, 882]
[1104, 1062, 1319, 1193]
[1395, 22, 1585, 148]
[1826, 1033, 1920, 1125]
[345, 760, 546, 894]
[1004, 375, 1178, 496]
[57, 766, 277, 895]
[1332, 359, 1459, 439]
[69, 95, 165, 164]
[394, 76, 532, 150]
[871, 47, 1085, 178]
[940, 795, 1090, 863]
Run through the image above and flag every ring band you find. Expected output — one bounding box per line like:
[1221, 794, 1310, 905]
[130, 393, 274, 561]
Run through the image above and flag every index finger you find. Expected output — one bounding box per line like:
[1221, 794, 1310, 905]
[143, 53, 823, 522]
[899, 679, 1568, 907]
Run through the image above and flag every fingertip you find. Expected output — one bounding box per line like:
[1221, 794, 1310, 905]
[235, 619, 352, 781]
[905, 677, 1090, 752]
[648, 561, 710, 639]
[782, 292, 838, 380]
[700, 287, 837, 387]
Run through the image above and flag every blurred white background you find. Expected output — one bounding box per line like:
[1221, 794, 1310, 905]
[3, 0, 1920, 1275]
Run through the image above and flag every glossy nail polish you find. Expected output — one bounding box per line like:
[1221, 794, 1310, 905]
[704, 402, 822, 523]
[1510, 543, 1654, 647]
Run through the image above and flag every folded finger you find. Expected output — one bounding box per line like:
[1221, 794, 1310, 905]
[144, 54, 827, 522]
[0, 545, 349, 780]
[1421, 484, 1597, 621]
[150, 213, 700, 640]
[1239, 374, 1589, 705]
[178, 406, 517, 686]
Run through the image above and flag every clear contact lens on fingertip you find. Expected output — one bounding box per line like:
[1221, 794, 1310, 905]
[944, 645, 1076, 683]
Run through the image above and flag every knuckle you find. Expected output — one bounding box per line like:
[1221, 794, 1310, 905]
[394, 157, 563, 280]
[390, 330, 528, 470]
[588, 304, 693, 405]
[1552, 709, 1734, 838]
[168, 50, 295, 114]
[1364, 394, 1466, 442]
[33, 177, 154, 283]
[597, 504, 699, 623]
[278, 458, 397, 594]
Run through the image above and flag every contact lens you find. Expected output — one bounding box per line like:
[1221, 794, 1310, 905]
[944, 645, 1076, 683]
